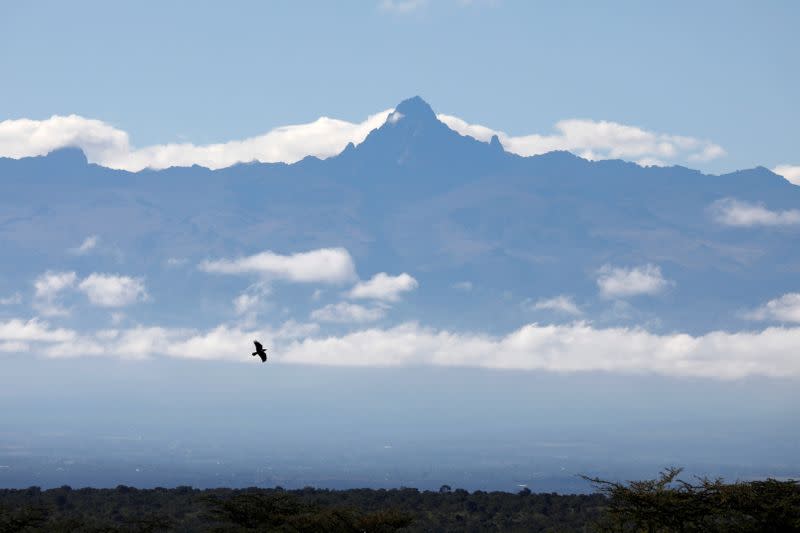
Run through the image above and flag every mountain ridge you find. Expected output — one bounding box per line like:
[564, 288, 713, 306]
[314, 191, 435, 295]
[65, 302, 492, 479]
[0, 96, 798, 337]
[0, 95, 791, 186]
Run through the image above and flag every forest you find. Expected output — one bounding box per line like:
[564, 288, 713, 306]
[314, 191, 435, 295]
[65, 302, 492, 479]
[1, 469, 798, 532]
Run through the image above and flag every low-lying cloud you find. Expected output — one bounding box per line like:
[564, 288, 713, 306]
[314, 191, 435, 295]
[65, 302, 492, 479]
[0, 111, 391, 171]
[0, 105, 727, 171]
[439, 114, 726, 167]
[3, 317, 799, 380]
[710, 198, 800, 227]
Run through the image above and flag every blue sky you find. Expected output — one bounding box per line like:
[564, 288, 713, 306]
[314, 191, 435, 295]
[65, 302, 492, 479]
[1, 1, 798, 174]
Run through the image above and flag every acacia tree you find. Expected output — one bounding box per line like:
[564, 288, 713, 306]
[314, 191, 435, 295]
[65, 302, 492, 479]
[582, 467, 800, 533]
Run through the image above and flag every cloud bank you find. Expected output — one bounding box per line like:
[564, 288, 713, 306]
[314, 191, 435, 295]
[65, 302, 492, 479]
[1, 104, 727, 171]
[0, 111, 392, 171]
[438, 114, 726, 167]
[2, 317, 799, 380]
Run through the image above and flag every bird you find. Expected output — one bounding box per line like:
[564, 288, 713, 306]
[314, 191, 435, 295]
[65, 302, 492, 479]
[251, 340, 268, 363]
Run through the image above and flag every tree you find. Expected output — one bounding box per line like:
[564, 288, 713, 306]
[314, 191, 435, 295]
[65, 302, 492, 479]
[582, 467, 800, 532]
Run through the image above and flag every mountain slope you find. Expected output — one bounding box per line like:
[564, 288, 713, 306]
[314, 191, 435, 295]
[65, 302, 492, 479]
[0, 97, 798, 334]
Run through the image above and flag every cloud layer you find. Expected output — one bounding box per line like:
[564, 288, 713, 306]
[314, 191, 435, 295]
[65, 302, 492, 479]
[2, 317, 799, 380]
[1, 104, 728, 171]
[0, 111, 392, 171]
[438, 114, 726, 167]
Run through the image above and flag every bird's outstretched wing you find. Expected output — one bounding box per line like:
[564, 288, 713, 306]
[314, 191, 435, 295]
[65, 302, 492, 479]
[254, 340, 263, 351]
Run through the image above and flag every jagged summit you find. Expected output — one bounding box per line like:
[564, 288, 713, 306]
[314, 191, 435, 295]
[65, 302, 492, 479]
[393, 96, 437, 122]
[44, 146, 89, 165]
[333, 95, 514, 179]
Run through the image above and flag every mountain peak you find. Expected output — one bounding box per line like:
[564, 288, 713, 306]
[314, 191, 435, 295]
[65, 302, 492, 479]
[45, 146, 89, 166]
[394, 96, 437, 122]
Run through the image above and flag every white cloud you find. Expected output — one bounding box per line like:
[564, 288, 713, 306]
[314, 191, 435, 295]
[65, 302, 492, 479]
[0, 110, 391, 171]
[233, 293, 259, 316]
[311, 302, 387, 323]
[200, 248, 357, 284]
[452, 281, 473, 291]
[233, 282, 271, 324]
[348, 272, 418, 302]
[710, 198, 800, 227]
[0, 318, 75, 343]
[529, 295, 582, 316]
[1, 106, 728, 172]
[438, 114, 726, 167]
[0, 341, 29, 353]
[34, 271, 76, 300]
[745, 293, 800, 323]
[773, 165, 800, 186]
[78, 273, 147, 307]
[69, 235, 99, 255]
[0, 115, 130, 164]
[166, 257, 187, 267]
[6, 315, 800, 379]
[279, 322, 800, 380]
[33, 271, 77, 316]
[380, 0, 428, 13]
[387, 111, 404, 124]
[0, 293, 22, 305]
[597, 264, 671, 298]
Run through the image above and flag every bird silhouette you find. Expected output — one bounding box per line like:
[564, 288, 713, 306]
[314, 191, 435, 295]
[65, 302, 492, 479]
[251, 340, 268, 363]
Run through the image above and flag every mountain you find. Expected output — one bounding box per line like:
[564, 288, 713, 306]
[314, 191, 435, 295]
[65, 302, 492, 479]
[1, 97, 798, 334]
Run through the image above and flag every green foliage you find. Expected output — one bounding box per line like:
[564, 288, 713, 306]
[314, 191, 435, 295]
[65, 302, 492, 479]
[2, 470, 794, 532]
[0, 485, 605, 532]
[583, 467, 800, 532]
[0, 503, 48, 533]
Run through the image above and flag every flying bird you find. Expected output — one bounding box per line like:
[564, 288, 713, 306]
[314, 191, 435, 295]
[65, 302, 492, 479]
[251, 340, 268, 363]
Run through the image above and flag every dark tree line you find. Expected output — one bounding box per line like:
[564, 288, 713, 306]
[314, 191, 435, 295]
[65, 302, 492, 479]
[1, 469, 797, 532]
